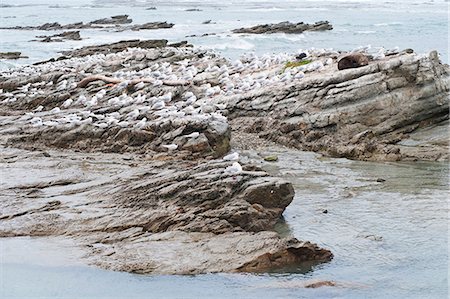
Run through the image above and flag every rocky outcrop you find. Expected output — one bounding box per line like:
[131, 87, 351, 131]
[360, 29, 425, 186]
[0, 52, 28, 59]
[233, 21, 332, 34]
[59, 39, 171, 58]
[225, 50, 449, 161]
[34, 31, 82, 42]
[0, 145, 331, 274]
[0, 15, 132, 30]
[1, 43, 448, 161]
[1, 41, 448, 274]
[131, 21, 174, 31]
[89, 15, 132, 25]
[0, 15, 173, 32]
[0, 42, 334, 274]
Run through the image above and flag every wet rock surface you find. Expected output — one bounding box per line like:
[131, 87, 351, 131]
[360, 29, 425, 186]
[34, 31, 82, 43]
[0, 52, 28, 60]
[0, 15, 173, 32]
[0, 41, 448, 274]
[233, 21, 332, 34]
[0, 146, 330, 273]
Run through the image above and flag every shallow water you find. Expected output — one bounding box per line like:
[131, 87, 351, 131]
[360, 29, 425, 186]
[0, 0, 448, 70]
[0, 0, 448, 297]
[1, 148, 448, 299]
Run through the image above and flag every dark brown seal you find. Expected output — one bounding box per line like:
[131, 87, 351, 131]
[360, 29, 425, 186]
[338, 53, 369, 70]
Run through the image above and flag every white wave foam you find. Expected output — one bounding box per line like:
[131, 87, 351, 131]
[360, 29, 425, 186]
[374, 22, 403, 27]
[200, 39, 255, 50]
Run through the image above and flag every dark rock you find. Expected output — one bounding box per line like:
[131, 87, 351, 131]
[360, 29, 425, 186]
[129, 21, 174, 31]
[0, 52, 28, 59]
[60, 39, 169, 57]
[232, 21, 332, 34]
[304, 281, 337, 288]
[34, 31, 82, 42]
[89, 15, 132, 25]
[167, 40, 191, 47]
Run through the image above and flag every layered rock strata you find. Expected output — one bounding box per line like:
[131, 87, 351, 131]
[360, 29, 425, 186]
[233, 21, 332, 34]
[0, 40, 448, 274]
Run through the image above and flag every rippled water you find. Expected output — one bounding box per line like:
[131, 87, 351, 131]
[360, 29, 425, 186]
[0, 0, 448, 70]
[1, 148, 448, 298]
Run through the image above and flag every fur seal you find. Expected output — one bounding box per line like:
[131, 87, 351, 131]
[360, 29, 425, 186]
[338, 53, 369, 70]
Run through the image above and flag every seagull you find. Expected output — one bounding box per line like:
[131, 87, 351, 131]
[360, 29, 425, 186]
[134, 81, 146, 90]
[115, 80, 129, 91]
[134, 117, 147, 129]
[96, 89, 107, 99]
[153, 80, 163, 87]
[224, 162, 242, 174]
[159, 92, 173, 103]
[294, 72, 305, 79]
[50, 107, 61, 114]
[162, 144, 178, 151]
[56, 80, 67, 91]
[151, 100, 165, 110]
[94, 123, 108, 129]
[20, 112, 34, 120]
[62, 98, 73, 108]
[34, 105, 44, 112]
[30, 117, 43, 127]
[184, 132, 200, 138]
[223, 152, 239, 161]
[80, 117, 93, 125]
[84, 96, 98, 107]
[126, 109, 140, 120]
[43, 120, 59, 127]
[185, 95, 197, 106]
[117, 121, 129, 128]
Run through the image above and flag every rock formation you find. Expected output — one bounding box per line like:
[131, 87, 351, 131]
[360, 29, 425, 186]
[233, 21, 332, 34]
[0, 15, 173, 32]
[0, 40, 448, 274]
[0, 52, 28, 59]
[34, 31, 82, 42]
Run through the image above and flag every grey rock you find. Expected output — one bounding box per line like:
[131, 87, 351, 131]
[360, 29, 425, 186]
[233, 21, 332, 34]
[0, 52, 28, 59]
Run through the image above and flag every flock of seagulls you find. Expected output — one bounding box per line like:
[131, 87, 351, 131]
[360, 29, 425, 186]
[0, 45, 373, 160]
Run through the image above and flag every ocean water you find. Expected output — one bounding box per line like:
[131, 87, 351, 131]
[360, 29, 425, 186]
[0, 0, 448, 69]
[0, 1, 449, 298]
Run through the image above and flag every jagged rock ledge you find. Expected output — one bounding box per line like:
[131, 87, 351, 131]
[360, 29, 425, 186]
[33, 31, 82, 43]
[233, 21, 332, 34]
[0, 41, 336, 274]
[0, 40, 448, 274]
[0, 146, 332, 274]
[1, 41, 447, 161]
[0, 15, 174, 32]
[0, 52, 28, 60]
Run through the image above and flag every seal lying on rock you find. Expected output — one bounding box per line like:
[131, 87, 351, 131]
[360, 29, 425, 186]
[338, 53, 369, 70]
